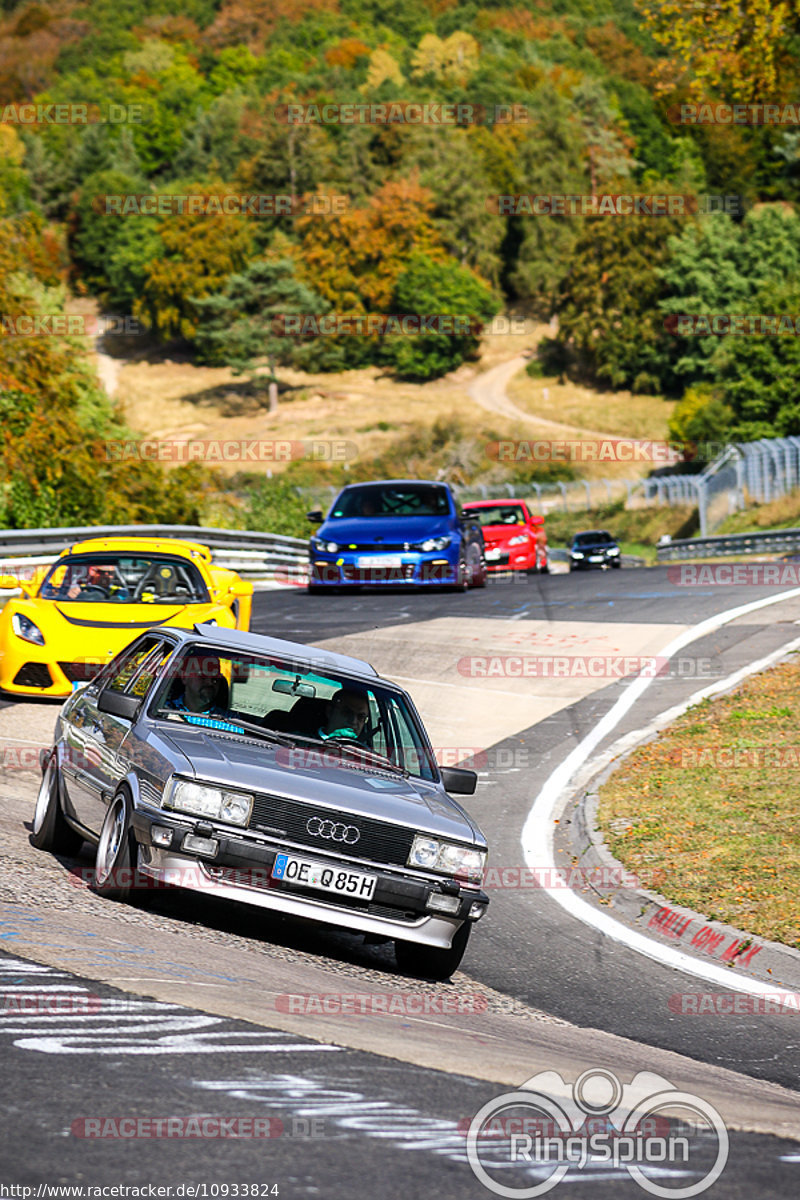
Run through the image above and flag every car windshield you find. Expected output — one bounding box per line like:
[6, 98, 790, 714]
[574, 532, 614, 546]
[467, 505, 526, 527]
[149, 644, 439, 782]
[39, 554, 210, 604]
[331, 484, 450, 519]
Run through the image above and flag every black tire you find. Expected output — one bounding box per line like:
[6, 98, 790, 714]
[30, 753, 83, 855]
[92, 789, 136, 902]
[444, 551, 469, 592]
[611, 559, 621, 568]
[395, 922, 471, 981]
[539, 563, 550, 574]
[471, 546, 487, 588]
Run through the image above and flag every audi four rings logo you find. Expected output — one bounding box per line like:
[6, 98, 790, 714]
[306, 816, 360, 844]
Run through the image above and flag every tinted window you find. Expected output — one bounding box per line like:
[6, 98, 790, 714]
[332, 485, 450, 519]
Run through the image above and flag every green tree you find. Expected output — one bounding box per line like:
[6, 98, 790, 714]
[540, 197, 685, 392]
[192, 258, 331, 410]
[381, 253, 499, 381]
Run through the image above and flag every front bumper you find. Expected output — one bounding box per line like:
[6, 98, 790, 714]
[0, 652, 109, 698]
[132, 809, 489, 948]
[309, 552, 460, 588]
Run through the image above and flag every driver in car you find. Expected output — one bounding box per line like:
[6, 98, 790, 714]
[319, 688, 370, 741]
[66, 563, 127, 600]
[166, 655, 228, 716]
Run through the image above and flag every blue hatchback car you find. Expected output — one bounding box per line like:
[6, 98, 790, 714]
[307, 481, 487, 591]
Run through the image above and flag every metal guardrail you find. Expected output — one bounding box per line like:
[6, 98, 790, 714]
[0, 524, 308, 580]
[656, 529, 800, 562]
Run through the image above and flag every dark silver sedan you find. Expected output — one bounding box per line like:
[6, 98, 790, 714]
[32, 623, 490, 979]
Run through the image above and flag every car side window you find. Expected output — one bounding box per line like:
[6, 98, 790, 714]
[105, 637, 168, 695]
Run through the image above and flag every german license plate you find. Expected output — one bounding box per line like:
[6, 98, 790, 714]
[589, 555, 604, 562]
[485, 548, 502, 561]
[357, 555, 402, 568]
[272, 853, 377, 900]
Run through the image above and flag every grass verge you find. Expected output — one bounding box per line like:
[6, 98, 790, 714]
[596, 656, 800, 950]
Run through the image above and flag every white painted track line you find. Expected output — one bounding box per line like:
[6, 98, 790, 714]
[522, 586, 800, 999]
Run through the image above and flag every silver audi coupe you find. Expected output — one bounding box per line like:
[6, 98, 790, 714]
[31, 623, 490, 979]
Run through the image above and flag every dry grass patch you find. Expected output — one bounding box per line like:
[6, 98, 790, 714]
[507, 370, 675, 442]
[597, 657, 800, 948]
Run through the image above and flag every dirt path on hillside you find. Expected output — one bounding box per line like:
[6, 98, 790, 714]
[467, 353, 635, 442]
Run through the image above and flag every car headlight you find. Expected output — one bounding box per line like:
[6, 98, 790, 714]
[571, 551, 584, 559]
[508, 535, 529, 546]
[162, 779, 253, 827]
[312, 538, 338, 553]
[408, 834, 486, 884]
[11, 613, 45, 645]
[607, 547, 620, 555]
[413, 535, 452, 552]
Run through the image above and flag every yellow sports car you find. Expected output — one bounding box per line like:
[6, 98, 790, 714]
[0, 536, 253, 698]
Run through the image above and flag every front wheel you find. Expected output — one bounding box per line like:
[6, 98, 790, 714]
[395, 922, 471, 981]
[92, 790, 136, 901]
[31, 753, 83, 855]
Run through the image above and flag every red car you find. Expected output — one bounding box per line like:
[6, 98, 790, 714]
[462, 499, 548, 574]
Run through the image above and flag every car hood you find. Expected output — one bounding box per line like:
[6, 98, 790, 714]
[479, 523, 529, 541]
[52, 602, 187, 628]
[161, 726, 482, 844]
[317, 516, 453, 544]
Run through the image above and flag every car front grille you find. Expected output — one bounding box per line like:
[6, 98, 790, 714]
[13, 663, 53, 688]
[249, 792, 415, 867]
[341, 564, 416, 583]
[58, 661, 102, 683]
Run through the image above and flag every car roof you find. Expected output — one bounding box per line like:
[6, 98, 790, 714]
[337, 479, 450, 490]
[462, 499, 526, 507]
[188, 622, 379, 680]
[60, 537, 212, 562]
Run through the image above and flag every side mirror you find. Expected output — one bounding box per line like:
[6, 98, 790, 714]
[0, 575, 20, 590]
[96, 689, 139, 721]
[439, 765, 477, 795]
[306, 510, 324, 523]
